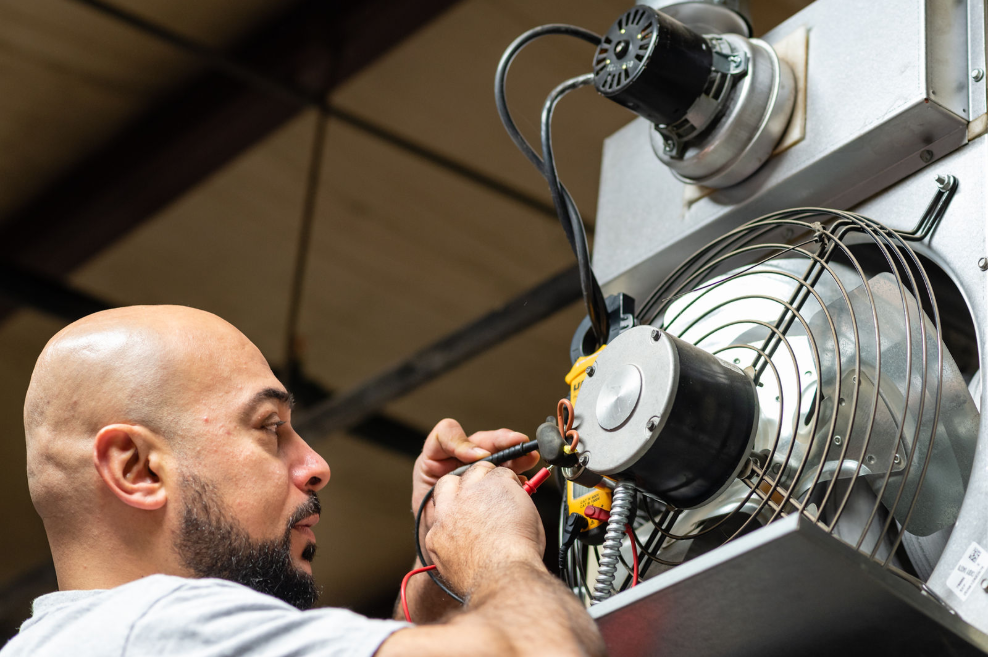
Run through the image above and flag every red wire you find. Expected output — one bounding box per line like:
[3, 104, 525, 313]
[557, 398, 579, 452]
[624, 525, 638, 588]
[401, 564, 437, 622]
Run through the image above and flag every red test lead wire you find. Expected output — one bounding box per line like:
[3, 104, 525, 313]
[401, 564, 436, 623]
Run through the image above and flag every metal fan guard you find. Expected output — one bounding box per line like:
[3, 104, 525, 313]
[569, 208, 979, 597]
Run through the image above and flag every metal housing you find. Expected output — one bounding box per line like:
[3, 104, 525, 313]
[586, 0, 987, 644]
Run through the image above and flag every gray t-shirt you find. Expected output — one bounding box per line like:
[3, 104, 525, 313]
[1, 574, 409, 657]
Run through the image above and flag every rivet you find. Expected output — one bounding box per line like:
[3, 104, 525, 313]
[866, 454, 876, 465]
[833, 435, 842, 446]
[973, 68, 985, 82]
[979, 257, 987, 271]
[920, 149, 934, 163]
[893, 454, 901, 465]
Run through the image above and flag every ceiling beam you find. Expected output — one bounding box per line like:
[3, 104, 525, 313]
[296, 264, 582, 439]
[0, 0, 464, 282]
[0, 265, 426, 458]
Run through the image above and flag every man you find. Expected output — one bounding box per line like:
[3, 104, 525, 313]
[3, 305, 604, 656]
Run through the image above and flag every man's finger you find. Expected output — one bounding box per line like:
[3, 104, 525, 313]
[458, 460, 497, 485]
[432, 471, 462, 505]
[467, 429, 540, 474]
[466, 429, 529, 455]
[422, 418, 491, 464]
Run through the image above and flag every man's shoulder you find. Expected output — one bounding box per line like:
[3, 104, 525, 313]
[2, 575, 287, 657]
[3, 575, 408, 657]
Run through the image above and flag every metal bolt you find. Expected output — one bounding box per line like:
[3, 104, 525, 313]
[586, 365, 596, 377]
[981, 578, 988, 593]
[979, 257, 988, 271]
[973, 68, 985, 82]
[934, 173, 951, 191]
[646, 415, 661, 432]
[833, 435, 843, 446]
[651, 329, 661, 341]
[920, 149, 934, 163]
[893, 454, 901, 465]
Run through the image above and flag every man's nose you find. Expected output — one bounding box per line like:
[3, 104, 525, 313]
[289, 431, 331, 492]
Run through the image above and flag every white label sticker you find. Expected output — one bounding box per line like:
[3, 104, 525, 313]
[945, 541, 988, 601]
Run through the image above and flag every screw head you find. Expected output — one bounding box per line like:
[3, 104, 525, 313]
[893, 454, 901, 465]
[586, 365, 596, 377]
[833, 435, 843, 446]
[973, 68, 985, 82]
[920, 149, 934, 163]
[651, 329, 661, 341]
[979, 257, 988, 271]
[866, 454, 876, 465]
[646, 415, 661, 432]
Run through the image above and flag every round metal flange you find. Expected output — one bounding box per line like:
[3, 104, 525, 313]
[574, 325, 679, 475]
[650, 34, 796, 188]
[646, 0, 752, 37]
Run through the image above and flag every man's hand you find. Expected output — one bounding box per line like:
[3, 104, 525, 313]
[411, 418, 539, 520]
[426, 461, 546, 596]
[381, 458, 605, 656]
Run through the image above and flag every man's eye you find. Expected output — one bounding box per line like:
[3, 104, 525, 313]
[264, 421, 286, 435]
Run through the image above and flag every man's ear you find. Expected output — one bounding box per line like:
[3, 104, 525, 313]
[93, 424, 168, 511]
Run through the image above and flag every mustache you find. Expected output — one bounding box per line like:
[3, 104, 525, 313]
[288, 492, 321, 528]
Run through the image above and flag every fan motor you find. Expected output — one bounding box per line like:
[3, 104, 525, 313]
[594, 5, 795, 188]
[573, 324, 759, 508]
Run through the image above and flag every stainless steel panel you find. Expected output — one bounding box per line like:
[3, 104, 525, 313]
[590, 514, 988, 657]
[852, 134, 988, 632]
[593, 0, 972, 301]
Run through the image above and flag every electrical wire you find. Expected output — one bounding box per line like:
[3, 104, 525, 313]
[556, 398, 580, 452]
[400, 564, 436, 623]
[494, 24, 610, 346]
[540, 74, 610, 345]
[623, 525, 639, 587]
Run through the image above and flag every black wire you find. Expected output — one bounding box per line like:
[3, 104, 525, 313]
[414, 487, 465, 604]
[412, 441, 541, 605]
[494, 24, 610, 346]
[541, 74, 610, 346]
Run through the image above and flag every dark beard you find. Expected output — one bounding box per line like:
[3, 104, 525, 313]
[175, 473, 322, 610]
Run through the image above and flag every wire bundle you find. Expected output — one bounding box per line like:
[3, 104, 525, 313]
[494, 25, 610, 348]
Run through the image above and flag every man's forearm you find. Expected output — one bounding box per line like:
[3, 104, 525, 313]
[452, 560, 606, 657]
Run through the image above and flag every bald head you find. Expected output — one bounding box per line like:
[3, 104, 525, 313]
[24, 305, 259, 523]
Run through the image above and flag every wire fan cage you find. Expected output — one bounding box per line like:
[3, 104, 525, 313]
[564, 205, 980, 599]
